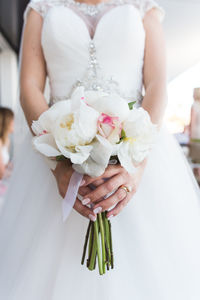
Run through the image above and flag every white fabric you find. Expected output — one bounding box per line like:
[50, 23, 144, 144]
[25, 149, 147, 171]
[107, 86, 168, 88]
[0, 0, 200, 299]
[23, 0, 164, 103]
[23, 0, 165, 39]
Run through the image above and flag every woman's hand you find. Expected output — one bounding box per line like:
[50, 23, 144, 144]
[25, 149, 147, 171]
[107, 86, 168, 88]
[52, 161, 97, 221]
[81, 160, 147, 219]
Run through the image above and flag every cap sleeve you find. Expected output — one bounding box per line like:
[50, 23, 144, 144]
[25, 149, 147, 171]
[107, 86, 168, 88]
[23, 0, 51, 23]
[140, 0, 165, 22]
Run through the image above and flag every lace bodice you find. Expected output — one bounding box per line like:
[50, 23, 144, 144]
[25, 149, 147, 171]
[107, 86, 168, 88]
[23, 0, 165, 105]
[24, 0, 164, 20]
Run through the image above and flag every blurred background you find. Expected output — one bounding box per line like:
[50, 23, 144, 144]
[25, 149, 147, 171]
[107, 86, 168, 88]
[0, 0, 199, 202]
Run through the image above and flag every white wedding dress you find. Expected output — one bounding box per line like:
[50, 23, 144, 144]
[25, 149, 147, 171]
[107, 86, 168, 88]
[0, 0, 200, 299]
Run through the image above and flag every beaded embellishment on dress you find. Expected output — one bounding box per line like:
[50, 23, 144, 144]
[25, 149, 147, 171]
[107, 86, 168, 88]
[50, 39, 143, 106]
[47, 0, 141, 17]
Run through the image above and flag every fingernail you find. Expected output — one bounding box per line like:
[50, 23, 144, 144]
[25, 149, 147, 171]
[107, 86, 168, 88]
[107, 215, 113, 220]
[82, 198, 90, 205]
[77, 193, 83, 201]
[93, 207, 102, 214]
[89, 214, 96, 222]
[80, 179, 86, 186]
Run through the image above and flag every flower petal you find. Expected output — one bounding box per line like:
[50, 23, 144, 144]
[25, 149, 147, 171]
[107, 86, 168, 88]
[55, 140, 92, 164]
[86, 92, 130, 121]
[32, 134, 61, 157]
[76, 101, 99, 139]
[71, 86, 85, 111]
[73, 157, 107, 177]
[118, 141, 137, 174]
[31, 101, 72, 135]
[73, 135, 113, 177]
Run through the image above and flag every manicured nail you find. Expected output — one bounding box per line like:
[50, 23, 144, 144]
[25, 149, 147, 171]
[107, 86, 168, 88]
[82, 198, 90, 205]
[93, 207, 102, 214]
[80, 179, 86, 186]
[107, 215, 113, 220]
[89, 214, 96, 222]
[77, 193, 83, 201]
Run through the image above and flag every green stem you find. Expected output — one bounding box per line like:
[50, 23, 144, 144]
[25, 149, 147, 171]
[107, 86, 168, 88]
[94, 219, 103, 275]
[94, 253, 97, 269]
[81, 221, 92, 265]
[88, 236, 97, 271]
[87, 223, 94, 268]
[108, 220, 114, 269]
[98, 213, 106, 274]
[104, 239, 110, 271]
[103, 212, 111, 266]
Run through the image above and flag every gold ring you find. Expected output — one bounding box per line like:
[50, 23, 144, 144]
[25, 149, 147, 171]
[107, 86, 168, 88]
[119, 185, 132, 196]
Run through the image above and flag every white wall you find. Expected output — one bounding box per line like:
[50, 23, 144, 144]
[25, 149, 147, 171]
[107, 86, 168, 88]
[157, 0, 200, 81]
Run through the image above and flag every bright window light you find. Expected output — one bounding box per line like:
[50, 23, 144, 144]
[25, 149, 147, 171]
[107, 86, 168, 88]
[165, 61, 200, 133]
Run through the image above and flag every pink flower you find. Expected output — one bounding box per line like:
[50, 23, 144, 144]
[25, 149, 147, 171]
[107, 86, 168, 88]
[98, 113, 122, 144]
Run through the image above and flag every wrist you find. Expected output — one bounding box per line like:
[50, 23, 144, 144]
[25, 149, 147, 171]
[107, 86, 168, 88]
[44, 157, 58, 171]
[52, 159, 72, 179]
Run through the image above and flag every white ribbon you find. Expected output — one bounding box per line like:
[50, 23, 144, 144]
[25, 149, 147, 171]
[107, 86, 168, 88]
[62, 171, 83, 222]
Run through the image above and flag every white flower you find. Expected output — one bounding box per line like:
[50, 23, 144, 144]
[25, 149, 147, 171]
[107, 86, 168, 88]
[118, 107, 158, 173]
[73, 134, 113, 177]
[85, 90, 130, 122]
[32, 87, 99, 164]
[32, 87, 156, 177]
[82, 90, 130, 145]
[32, 100, 73, 136]
[53, 101, 99, 164]
[97, 113, 122, 144]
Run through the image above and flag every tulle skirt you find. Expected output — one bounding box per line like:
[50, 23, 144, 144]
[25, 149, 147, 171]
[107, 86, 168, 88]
[0, 128, 200, 300]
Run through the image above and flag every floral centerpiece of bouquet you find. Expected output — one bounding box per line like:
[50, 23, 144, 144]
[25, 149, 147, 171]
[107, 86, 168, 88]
[32, 86, 157, 275]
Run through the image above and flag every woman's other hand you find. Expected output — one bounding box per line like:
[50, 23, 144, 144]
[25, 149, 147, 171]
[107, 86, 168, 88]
[81, 160, 147, 219]
[52, 161, 97, 221]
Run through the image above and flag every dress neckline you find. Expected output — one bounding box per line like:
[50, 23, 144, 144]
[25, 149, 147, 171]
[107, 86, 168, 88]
[73, 0, 115, 6]
[62, 0, 130, 16]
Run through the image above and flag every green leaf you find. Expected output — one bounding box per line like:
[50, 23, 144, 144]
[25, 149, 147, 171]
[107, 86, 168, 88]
[116, 129, 126, 144]
[121, 129, 126, 139]
[128, 101, 136, 110]
[56, 155, 66, 161]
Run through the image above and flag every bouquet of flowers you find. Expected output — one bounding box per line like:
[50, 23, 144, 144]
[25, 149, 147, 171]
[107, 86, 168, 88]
[32, 86, 157, 275]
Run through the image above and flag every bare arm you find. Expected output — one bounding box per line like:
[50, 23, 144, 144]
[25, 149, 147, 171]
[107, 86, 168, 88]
[20, 9, 48, 129]
[142, 8, 168, 125]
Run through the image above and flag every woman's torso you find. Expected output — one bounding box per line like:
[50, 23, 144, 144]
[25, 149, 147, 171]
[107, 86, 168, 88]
[23, 0, 164, 106]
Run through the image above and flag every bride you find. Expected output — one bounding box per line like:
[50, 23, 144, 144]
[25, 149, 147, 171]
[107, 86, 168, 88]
[0, 0, 200, 299]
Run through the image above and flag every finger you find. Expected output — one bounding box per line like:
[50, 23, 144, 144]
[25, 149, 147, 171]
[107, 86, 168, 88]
[78, 185, 104, 204]
[78, 186, 92, 197]
[82, 164, 123, 186]
[73, 199, 97, 222]
[92, 186, 129, 213]
[90, 178, 105, 187]
[82, 174, 125, 205]
[106, 194, 132, 218]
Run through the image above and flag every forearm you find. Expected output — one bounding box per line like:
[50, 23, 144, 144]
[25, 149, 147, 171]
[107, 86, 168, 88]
[142, 8, 168, 127]
[142, 80, 168, 126]
[20, 81, 49, 132]
[20, 9, 48, 133]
